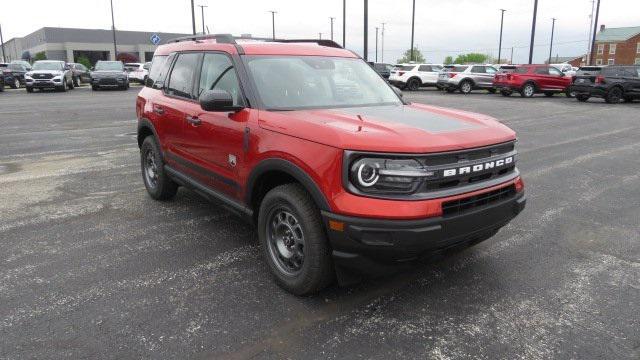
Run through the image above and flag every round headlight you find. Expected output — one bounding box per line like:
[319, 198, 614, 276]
[357, 162, 380, 187]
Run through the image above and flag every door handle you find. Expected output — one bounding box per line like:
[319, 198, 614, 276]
[186, 115, 201, 126]
[153, 106, 164, 115]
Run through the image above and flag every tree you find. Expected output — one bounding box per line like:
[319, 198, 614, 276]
[443, 56, 454, 65]
[396, 47, 425, 63]
[453, 53, 489, 64]
[34, 51, 47, 61]
[76, 55, 92, 69]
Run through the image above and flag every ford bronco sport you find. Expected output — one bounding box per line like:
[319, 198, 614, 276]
[136, 34, 526, 295]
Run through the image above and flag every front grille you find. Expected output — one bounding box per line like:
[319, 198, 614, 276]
[99, 78, 117, 85]
[34, 73, 53, 79]
[442, 185, 516, 217]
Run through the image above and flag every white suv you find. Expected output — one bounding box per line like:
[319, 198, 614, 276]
[389, 63, 443, 91]
[124, 62, 150, 84]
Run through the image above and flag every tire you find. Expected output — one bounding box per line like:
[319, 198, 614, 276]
[520, 82, 535, 98]
[500, 89, 512, 97]
[258, 183, 334, 295]
[565, 90, 576, 98]
[26, 87, 33, 93]
[68, 78, 74, 90]
[11, 78, 20, 89]
[57, 80, 68, 92]
[92, 85, 99, 91]
[406, 78, 421, 91]
[459, 80, 473, 94]
[576, 94, 590, 102]
[605, 87, 623, 104]
[544, 91, 554, 97]
[140, 136, 178, 200]
[0, 85, 4, 92]
[74, 76, 81, 87]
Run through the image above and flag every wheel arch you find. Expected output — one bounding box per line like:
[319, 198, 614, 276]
[137, 118, 162, 156]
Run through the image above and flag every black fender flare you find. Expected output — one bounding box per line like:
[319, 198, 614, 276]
[246, 158, 331, 212]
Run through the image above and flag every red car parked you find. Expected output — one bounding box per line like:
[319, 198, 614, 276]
[136, 34, 526, 294]
[493, 64, 574, 98]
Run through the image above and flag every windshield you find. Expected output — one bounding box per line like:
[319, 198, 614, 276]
[33, 62, 63, 71]
[245, 56, 402, 110]
[95, 61, 124, 71]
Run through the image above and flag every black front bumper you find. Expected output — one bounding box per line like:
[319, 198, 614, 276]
[322, 190, 526, 274]
[571, 84, 605, 98]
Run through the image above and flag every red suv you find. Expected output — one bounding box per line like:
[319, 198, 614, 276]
[493, 64, 574, 98]
[136, 35, 526, 295]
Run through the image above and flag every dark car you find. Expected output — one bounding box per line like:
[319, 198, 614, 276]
[1, 62, 27, 89]
[69, 63, 90, 86]
[571, 65, 639, 103]
[90, 60, 129, 90]
[370, 62, 393, 79]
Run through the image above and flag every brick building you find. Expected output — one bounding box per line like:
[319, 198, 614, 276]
[591, 25, 640, 66]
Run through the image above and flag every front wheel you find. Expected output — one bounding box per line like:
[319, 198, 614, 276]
[140, 136, 178, 200]
[459, 80, 473, 94]
[258, 183, 334, 295]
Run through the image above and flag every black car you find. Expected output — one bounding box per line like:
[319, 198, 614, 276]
[370, 62, 393, 79]
[572, 65, 640, 103]
[1, 62, 27, 89]
[90, 61, 129, 90]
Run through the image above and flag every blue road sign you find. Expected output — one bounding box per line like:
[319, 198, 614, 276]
[150, 34, 161, 45]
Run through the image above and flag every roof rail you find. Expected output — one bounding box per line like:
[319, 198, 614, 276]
[167, 34, 343, 49]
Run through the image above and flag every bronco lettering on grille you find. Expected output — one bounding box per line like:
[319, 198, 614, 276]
[443, 156, 513, 177]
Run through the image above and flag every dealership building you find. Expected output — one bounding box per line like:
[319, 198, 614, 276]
[0, 27, 190, 64]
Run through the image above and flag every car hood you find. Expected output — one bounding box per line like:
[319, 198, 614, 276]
[258, 103, 516, 153]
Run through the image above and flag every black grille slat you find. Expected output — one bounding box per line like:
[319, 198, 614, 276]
[442, 185, 516, 217]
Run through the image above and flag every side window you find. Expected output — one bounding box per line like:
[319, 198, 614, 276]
[418, 65, 431, 72]
[471, 66, 485, 73]
[514, 67, 528, 74]
[147, 55, 170, 89]
[534, 67, 549, 75]
[167, 53, 200, 99]
[485, 66, 497, 74]
[548, 67, 563, 76]
[198, 53, 245, 106]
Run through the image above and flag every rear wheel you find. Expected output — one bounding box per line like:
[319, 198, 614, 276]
[459, 80, 473, 94]
[576, 94, 590, 102]
[258, 183, 334, 295]
[140, 136, 178, 200]
[407, 78, 421, 91]
[520, 83, 535, 98]
[605, 87, 623, 104]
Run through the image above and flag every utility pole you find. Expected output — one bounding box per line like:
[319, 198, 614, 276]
[498, 9, 506, 64]
[342, 0, 346, 47]
[330, 17, 335, 41]
[110, 0, 118, 61]
[363, 0, 368, 60]
[0, 24, 6, 63]
[410, 0, 416, 61]
[198, 5, 208, 34]
[589, 0, 601, 65]
[528, 0, 538, 64]
[269, 11, 277, 40]
[586, 0, 596, 61]
[375, 27, 379, 62]
[381, 23, 386, 63]
[191, 0, 196, 35]
[319, 33, 322, 40]
[548, 18, 556, 64]
[510, 47, 514, 64]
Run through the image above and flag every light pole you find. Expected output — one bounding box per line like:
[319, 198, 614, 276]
[110, 0, 118, 61]
[330, 17, 335, 41]
[548, 18, 556, 64]
[342, 0, 346, 47]
[198, 5, 208, 34]
[363, 0, 368, 61]
[498, 9, 506, 64]
[319, 33, 322, 40]
[528, 0, 538, 64]
[589, 0, 601, 65]
[269, 11, 277, 40]
[381, 22, 385, 63]
[410, 0, 416, 61]
[190, 0, 196, 35]
[375, 27, 379, 62]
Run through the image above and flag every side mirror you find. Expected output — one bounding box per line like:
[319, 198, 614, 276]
[200, 89, 242, 112]
[64, 65, 71, 70]
[391, 85, 403, 98]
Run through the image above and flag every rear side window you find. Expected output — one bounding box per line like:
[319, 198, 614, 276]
[514, 67, 529, 74]
[167, 53, 201, 99]
[418, 65, 432, 72]
[471, 66, 485, 73]
[534, 67, 548, 75]
[198, 53, 245, 106]
[147, 55, 169, 88]
[397, 65, 416, 71]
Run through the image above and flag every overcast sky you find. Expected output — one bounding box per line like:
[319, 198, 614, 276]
[1, 0, 638, 63]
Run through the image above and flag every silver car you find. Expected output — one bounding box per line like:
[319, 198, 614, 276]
[24, 60, 75, 93]
[437, 65, 498, 94]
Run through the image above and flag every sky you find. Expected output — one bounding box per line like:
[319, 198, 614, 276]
[1, 0, 638, 64]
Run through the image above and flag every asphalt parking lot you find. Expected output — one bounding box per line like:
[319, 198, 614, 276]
[1, 84, 638, 359]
